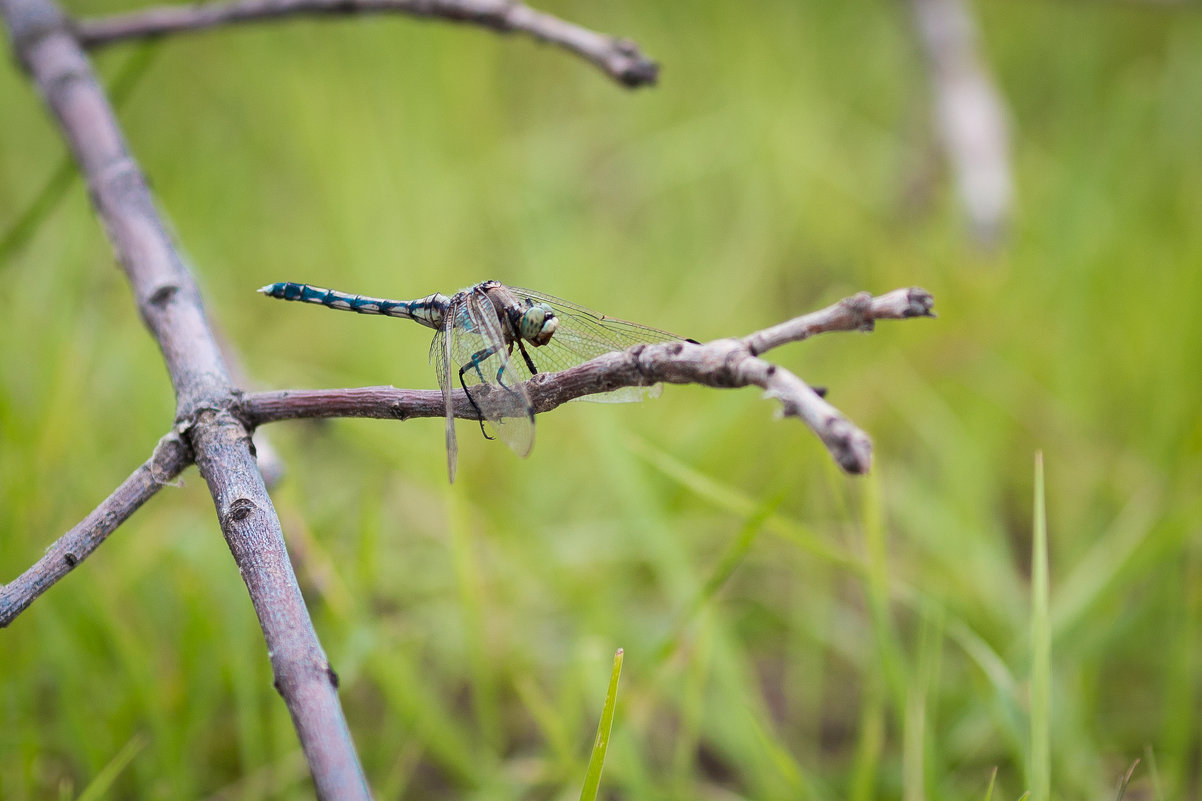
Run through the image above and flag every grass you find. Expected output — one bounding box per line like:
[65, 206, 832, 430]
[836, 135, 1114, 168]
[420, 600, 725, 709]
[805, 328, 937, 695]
[1029, 453, 1050, 801]
[578, 648, 622, 801]
[2, 0, 1200, 798]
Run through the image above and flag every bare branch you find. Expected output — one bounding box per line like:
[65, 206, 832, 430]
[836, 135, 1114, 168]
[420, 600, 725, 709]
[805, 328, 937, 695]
[239, 288, 935, 475]
[190, 410, 371, 798]
[0, 432, 192, 628]
[742, 287, 935, 357]
[74, 0, 659, 88]
[905, 0, 1012, 244]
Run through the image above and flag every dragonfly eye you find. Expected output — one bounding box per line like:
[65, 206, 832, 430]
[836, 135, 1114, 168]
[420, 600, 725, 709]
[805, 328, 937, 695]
[520, 302, 558, 345]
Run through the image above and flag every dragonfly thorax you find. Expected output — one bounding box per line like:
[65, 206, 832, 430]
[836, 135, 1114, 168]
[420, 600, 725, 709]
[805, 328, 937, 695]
[517, 300, 558, 346]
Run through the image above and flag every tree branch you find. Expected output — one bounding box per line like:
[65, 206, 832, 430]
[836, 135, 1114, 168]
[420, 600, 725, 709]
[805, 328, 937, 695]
[191, 410, 369, 796]
[0, 432, 192, 628]
[238, 288, 935, 475]
[905, 0, 1012, 244]
[74, 0, 659, 88]
[741, 287, 935, 356]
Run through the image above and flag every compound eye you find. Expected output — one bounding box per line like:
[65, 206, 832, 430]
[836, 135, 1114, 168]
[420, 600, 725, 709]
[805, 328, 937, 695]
[521, 302, 558, 345]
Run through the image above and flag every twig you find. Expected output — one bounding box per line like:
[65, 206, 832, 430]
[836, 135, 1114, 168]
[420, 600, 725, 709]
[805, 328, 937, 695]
[238, 288, 935, 475]
[905, 0, 1012, 244]
[0, 432, 192, 628]
[742, 287, 935, 356]
[74, 0, 659, 88]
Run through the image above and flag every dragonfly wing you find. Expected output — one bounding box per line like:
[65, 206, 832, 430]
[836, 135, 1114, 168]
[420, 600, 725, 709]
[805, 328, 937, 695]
[509, 287, 687, 403]
[576, 383, 665, 404]
[430, 325, 459, 482]
[450, 291, 535, 459]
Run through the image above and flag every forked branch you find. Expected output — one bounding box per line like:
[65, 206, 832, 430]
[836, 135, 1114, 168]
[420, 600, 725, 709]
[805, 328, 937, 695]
[74, 0, 659, 88]
[238, 288, 935, 475]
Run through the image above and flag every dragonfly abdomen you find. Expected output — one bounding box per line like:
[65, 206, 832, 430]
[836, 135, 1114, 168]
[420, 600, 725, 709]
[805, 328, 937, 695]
[258, 282, 448, 329]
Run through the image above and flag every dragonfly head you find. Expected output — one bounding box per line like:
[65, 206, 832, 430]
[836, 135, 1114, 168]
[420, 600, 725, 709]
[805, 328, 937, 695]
[519, 301, 558, 346]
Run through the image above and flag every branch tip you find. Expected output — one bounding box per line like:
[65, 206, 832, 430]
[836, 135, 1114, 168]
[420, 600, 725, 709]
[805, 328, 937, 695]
[611, 38, 658, 87]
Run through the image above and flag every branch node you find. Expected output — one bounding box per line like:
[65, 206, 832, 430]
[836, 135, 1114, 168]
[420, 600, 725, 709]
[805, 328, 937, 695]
[149, 431, 190, 486]
[224, 497, 257, 525]
[148, 282, 178, 308]
[841, 291, 876, 332]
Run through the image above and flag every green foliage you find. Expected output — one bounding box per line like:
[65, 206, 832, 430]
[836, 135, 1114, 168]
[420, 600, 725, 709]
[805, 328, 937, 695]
[2, 0, 1200, 798]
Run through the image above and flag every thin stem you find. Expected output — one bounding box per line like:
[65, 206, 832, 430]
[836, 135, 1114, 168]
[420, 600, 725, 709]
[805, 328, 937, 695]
[742, 287, 935, 357]
[74, 0, 658, 88]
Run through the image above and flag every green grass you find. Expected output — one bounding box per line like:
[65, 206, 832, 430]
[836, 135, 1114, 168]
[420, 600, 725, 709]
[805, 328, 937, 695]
[2, 0, 1201, 798]
[578, 648, 622, 801]
[1030, 453, 1050, 801]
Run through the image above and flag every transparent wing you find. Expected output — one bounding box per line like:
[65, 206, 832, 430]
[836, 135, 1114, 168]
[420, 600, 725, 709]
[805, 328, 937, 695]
[430, 321, 459, 483]
[443, 291, 535, 459]
[509, 287, 688, 403]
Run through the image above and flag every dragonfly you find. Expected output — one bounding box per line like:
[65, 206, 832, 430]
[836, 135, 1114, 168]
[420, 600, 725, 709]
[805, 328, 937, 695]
[259, 280, 690, 481]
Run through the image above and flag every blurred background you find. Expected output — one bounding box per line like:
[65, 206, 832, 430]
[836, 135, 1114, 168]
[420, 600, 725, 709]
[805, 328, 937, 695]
[2, 0, 1200, 798]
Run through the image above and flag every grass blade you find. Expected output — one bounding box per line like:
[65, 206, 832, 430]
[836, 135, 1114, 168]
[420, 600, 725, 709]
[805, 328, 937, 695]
[1029, 452, 1051, 800]
[579, 648, 625, 801]
[983, 765, 998, 801]
[1114, 758, 1140, 801]
[75, 733, 148, 801]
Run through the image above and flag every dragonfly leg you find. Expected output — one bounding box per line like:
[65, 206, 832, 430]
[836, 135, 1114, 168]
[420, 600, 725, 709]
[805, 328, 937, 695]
[460, 346, 502, 441]
[515, 338, 539, 376]
[458, 340, 536, 444]
[491, 362, 534, 423]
